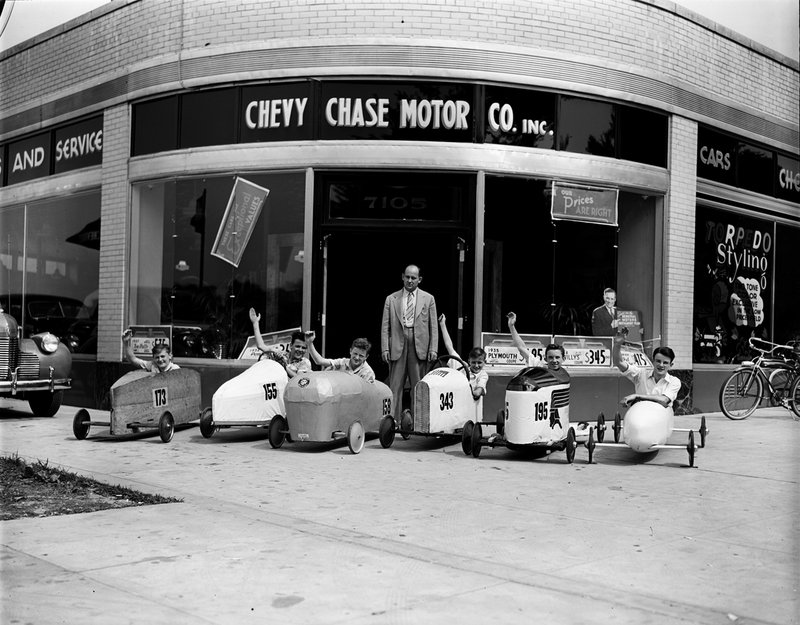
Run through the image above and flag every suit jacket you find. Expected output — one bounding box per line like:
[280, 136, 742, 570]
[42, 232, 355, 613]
[381, 288, 438, 361]
[591, 305, 616, 336]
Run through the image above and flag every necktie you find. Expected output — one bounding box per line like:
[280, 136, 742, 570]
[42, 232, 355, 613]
[405, 292, 415, 326]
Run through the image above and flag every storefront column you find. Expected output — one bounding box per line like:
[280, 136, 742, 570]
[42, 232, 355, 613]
[98, 104, 131, 362]
[664, 116, 698, 412]
[664, 116, 698, 369]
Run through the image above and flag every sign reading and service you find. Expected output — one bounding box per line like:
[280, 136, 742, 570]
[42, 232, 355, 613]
[551, 182, 619, 226]
[53, 116, 103, 174]
[211, 177, 270, 267]
[2, 116, 103, 187]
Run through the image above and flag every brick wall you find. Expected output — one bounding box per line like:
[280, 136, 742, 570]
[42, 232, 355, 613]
[98, 104, 130, 361]
[1, 0, 797, 131]
[665, 114, 698, 369]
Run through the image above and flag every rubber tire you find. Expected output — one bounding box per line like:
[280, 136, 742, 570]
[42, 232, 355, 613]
[400, 409, 413, 440]
[767, 368, 792, 406]
[565, 427, 576, 464]
[72, 409, 90, 440]
[699, 416, 708, 448]
[719, 368, 762, 420]
[159, 412, 175, 443]
[596, 413, 605, 443]
[613, 413, 622, 443]
[471, 422, 483, 458]
[347, 421, 365, 454]
[379, 416, 395, 449]
[461, 420, 474, 456]
[199, 407, 215, 439]
[27, 390, 63, 418]
[268, 415, 287, 449]
[495, 409, 505, 437]
[789, 374, 800, 419]
[587, 427, 595, 464]
[687, 430, 695, 468]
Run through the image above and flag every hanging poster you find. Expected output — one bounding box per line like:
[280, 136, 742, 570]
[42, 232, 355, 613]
[211, 177, 270, 267]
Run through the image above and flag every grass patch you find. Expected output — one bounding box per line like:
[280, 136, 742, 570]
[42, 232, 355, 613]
[0, 454, 181, 520]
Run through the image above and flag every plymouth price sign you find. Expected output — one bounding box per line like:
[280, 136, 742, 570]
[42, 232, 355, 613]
[482, 333, 550, 366]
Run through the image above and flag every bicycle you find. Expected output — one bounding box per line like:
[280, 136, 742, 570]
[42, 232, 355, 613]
[718, 337, 800, 420]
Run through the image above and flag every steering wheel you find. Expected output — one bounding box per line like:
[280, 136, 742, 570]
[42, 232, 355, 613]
[431, 354, 471, 382]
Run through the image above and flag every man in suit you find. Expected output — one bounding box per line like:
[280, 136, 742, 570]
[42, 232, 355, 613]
[591, 287, 618, 336]
[381, 264, 438, 423]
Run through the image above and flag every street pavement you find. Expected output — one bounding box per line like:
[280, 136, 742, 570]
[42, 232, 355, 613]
[1, 398, 798, 625]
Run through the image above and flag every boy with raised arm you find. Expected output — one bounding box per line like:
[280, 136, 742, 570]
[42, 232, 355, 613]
[506, 312, 568, 380]
[249, 308, 311, 378]
[613, 335, 680, 408]
[122, 329, 180, 373]
[438, 314, 487, 400]
[304, 331, 375, 383]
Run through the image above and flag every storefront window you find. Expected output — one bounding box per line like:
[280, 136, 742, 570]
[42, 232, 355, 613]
[773, 223, 800, 344]
[130, 172, 305, 359]
[692, 205, 775, 363]
[0, 191, 101, 354]
[483, 176, 656, 340]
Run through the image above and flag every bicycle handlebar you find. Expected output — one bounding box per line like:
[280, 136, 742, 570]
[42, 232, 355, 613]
[748, 337, 800, 359]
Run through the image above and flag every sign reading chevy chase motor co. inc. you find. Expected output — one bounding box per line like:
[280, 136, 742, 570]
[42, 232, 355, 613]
[550, 182, 619, 226]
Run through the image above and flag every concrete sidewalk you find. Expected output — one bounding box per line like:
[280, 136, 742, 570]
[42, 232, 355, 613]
[1, 398, 798, 625]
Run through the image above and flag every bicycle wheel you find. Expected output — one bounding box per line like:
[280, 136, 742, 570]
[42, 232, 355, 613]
[767, 368, 793, 406]
[789, 373, 800, 420]
[719, 368, 763, 420]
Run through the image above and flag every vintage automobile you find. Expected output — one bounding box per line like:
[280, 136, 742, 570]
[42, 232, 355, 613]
[0, 304, 72, 418]
[72, 368, 204, 443]
[587, 401, 708, 467]
[272, 370, 392, 454]
[378, 355, 489, 448]
[200, 358, 289, 438]
[461, 365, 586, 462]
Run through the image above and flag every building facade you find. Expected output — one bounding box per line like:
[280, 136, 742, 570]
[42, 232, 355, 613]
[1, 0, 798, 415]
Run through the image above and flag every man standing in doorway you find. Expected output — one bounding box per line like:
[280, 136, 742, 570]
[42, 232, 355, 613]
[381, 264, 438, 424]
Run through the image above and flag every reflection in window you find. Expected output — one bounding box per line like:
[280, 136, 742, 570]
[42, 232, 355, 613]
[483, 176, 657, 341]
[557, 97, 615, 157]
[130, 173, 305, 359]
[0, 192, 101, 354]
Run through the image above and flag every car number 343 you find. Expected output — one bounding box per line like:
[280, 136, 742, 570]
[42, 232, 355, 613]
[439, 392, 454, 410]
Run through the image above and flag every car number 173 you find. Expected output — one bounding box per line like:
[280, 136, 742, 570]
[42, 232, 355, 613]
[152, 387, 168, 408]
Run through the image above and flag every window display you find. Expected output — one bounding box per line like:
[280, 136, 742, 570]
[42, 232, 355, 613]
[130, 172, 305, 359]
[483, 176, 657, 343]
[0, 192, 101, 354]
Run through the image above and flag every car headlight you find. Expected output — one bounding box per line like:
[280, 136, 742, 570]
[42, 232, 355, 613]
[41, 333, 60, 353]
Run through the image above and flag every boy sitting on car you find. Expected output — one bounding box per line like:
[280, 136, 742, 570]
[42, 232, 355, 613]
[438, 314, 488, 401]
[122, 329, 180, 373]
[304, 331, 376, 383]
[248, 308, 311, 378]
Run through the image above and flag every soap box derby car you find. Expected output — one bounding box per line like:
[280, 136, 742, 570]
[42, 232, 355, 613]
[200, 357, 289, 439]
[461, 365, 589, 462]
[378, 355, 490, 448]
[587, 400, 708, 467]
[269, 370, 393, 454]
[72, 368, 204, 443]
[0, 304, 72, 418]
